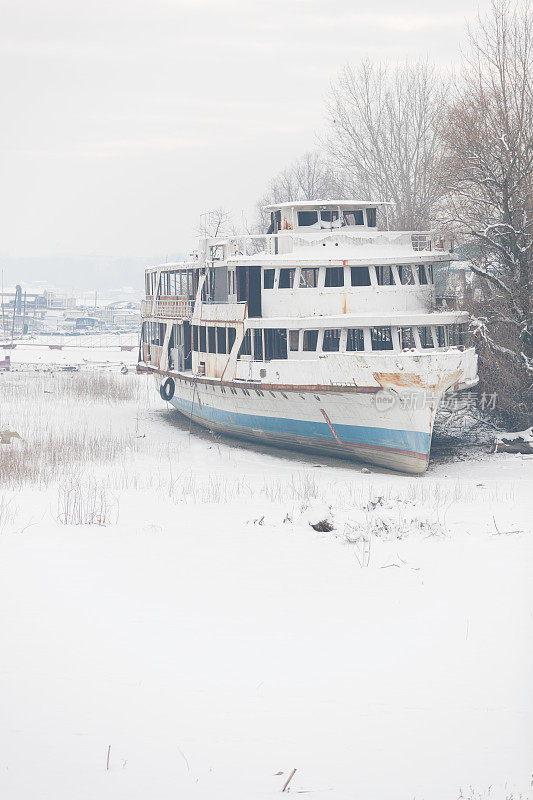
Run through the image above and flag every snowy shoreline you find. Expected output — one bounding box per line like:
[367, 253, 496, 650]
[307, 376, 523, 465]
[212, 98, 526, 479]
[0, 339, 531, 800]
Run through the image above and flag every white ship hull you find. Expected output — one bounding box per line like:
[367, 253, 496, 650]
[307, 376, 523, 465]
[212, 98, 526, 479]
[164, 374, 442, 474]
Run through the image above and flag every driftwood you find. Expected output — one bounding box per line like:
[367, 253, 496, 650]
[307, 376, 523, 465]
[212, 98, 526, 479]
[282, 768, 297, 792]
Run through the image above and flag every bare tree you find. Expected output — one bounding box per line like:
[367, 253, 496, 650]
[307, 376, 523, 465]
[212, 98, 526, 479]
[197, 208, 233, 238]
[256, 151, 343, 229]
[324, 59, 449, 230]
[442, 0, 533, 426]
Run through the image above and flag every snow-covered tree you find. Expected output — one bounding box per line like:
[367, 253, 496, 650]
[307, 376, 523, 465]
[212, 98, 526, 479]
[442, 0, 533, 425]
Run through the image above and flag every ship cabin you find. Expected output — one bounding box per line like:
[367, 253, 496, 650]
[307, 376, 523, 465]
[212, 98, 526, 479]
[139, 200, 469, 381]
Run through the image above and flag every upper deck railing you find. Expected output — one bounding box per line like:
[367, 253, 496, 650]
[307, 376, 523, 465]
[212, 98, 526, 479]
[141, 298, 194, 319]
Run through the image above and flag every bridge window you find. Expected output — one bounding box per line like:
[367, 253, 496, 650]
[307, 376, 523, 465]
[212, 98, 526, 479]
[346, 328, 365, 351]
[228, 327, 236, 352]
[323, 329, 341, 352]
[299, 267, 319, 288]
[320, 209, 339, 225]
[376, 266, 395, 286]
[351, 266, 371, 286]
[343, 210, 364, 226]
[426, 264, 434, 283]
[263, 269, 275, 289]
[228, 269, 236, 295]
[289, 330, 300, 351]
[371, 327, 394, 351]
[238, 330, 252, 358]
[199, 326, 206, 352]
[208, 327, 216, 353]
[192, 325, 198, 351]
[366, 208, 377, 227]
[253, 329, 263, 360]
[418, 265, 428, 285]
[279, 268, 295, 289]
[264, 328, 287, 360]
[435, 326, 446, 347]
[398, 265, 415, 285]
[298, 210, 318, 227]
[303, 330, 318, 351]
[400, 327, 416, 349]
[448, 323, 466, 347]
[325, 267, 344, 287]
[418, 326, 434, 348]
[217, 327, 227, 354]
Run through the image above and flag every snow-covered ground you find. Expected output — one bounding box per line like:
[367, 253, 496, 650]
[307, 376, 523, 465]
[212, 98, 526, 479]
[0, 339, 531, 799]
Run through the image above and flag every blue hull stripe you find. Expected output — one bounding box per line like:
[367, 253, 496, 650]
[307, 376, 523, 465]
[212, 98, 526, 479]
[171, 396, 430, 456]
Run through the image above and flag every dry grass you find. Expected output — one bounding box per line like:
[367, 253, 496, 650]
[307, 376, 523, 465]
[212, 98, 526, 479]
[57, 478, 119, 525]
[0, 370, 150, 489]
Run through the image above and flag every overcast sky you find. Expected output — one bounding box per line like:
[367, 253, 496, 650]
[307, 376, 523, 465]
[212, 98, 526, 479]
[1, 0, 492, 265]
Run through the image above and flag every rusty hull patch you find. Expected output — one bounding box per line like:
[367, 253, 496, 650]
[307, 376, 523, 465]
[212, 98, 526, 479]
[373, 369, 463, 393]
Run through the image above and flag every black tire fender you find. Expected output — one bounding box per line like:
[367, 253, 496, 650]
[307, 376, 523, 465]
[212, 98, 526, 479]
[160, 377, 175, 402]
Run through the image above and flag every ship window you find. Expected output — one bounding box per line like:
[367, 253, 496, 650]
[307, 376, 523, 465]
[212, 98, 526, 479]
[289, 330, 300, 351]
[228, 327, 236, 351]
[371, 327, 394, 351]
[435, 325, 447, 347]
[426, 264, 434, 283]
[208, 326, 216, 353]
[264, 328, 287, 360]
[400, 327, 416, 349]
[297, 210, 318, 227]
[253, 329, 263, 360]
[320, 209, 339, 224]
[343, 210, 364, 226]
[217, 327, 227, 354]
[418, 326, 434, 348]
[398, 265, 415, 285]
[228, 269, 236, 295]
[299, 267, 319, 288]
[238, 330, 252, 358]
[263, 269, 275, 289]
[210, 244, 224, 261]
[376, 266, 395, 286]
[418, 265, 428, 285]
[346, 328, 365, 351]
[351, 266, 371, 286]
[192, 325, 199, 351]
[448, 323, 466, 347]
[366, 208, 377, 227]
[199, 326, 206, 352]
[303, 330, 318, 352]
[278, 268, 295, 289]
[325, 267, 344, 287]
[323, 329, 341, 352]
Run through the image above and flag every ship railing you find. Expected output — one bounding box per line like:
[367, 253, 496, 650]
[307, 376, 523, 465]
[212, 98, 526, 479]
[411, 234, 433, 252]
[141, 298, 194, 319]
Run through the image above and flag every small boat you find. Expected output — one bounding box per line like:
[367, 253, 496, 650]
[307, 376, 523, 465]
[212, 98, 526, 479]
[138, 200, 478, 473]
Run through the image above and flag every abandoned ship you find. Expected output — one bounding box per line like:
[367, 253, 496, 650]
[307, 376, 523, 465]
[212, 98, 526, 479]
[138, 200, 478, 473]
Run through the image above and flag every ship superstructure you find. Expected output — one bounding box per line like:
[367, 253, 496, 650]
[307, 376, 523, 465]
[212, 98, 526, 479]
[138, 201, 478, 473]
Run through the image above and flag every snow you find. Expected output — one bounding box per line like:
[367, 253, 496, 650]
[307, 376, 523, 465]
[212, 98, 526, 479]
[496, 426, 533, 444]
[0, 337, 532, 800]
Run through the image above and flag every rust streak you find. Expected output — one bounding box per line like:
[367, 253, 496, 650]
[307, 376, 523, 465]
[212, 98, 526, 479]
[320, 408, 342, 444]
